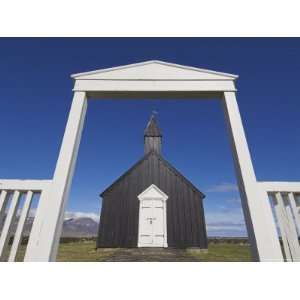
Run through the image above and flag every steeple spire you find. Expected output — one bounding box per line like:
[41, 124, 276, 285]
[144, 114, 162, 154]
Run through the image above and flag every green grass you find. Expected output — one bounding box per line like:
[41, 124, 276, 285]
[57, 241, 118, 262]
[188, 243, 252, 262]
[10, 240, 252, 262]
[55, 241, 252, 262]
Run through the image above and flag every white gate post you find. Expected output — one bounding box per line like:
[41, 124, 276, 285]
[24, 91, 87, 261]
[223, 91, 283, 261]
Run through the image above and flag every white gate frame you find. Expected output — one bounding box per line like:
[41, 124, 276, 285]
[19, 60, 295, 261]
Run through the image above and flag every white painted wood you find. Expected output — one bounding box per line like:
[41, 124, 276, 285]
[288, 192, 300, 234]
[0, 180, 52, 191]
[71, 60, 238, 80]
[258, 181, 300, 193]
[8, 191, 34, 262]
[153, 200, 166, 247]
[72, 61, 237, 94]
[139, 200, 156, 246]
[0, 191, 21, 261]
[276, 193, 300, 261]
[0, 190, 8, 228]
[138, 184, 168, 248]
[73, 79, 236, 93]
[272, 194, 292, 261]
[23, 187, 49, 261]
[138, 200, 167, 247]
[163, 198, 168, 248]
[138, 184, 168, 201]
[223, 92, 283, 262]
[24, 92, 87, 262]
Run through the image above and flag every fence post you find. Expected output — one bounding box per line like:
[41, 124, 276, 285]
[25, 92, 87, 261]
[223, 91, 283, 261]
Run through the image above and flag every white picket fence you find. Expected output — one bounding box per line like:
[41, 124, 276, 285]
[1, 179, 299, 262]
[0, 179, 51, 261]
[259, 182, 300, 261]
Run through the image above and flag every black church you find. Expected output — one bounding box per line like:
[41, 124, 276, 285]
[97, 116, 207, 249]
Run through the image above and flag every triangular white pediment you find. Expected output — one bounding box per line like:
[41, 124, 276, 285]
[138, 184, 168, 201]
[71, 60, 237, 81]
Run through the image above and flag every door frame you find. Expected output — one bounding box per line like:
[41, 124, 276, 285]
[137, 184, 168, 248]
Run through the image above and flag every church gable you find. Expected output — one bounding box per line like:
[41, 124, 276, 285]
[101, 151, 204, 199]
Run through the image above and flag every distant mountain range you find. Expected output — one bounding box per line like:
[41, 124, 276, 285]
[1, 215, 247, 238]
[1, 216, 99, 238]
[62, 217, 98, 237]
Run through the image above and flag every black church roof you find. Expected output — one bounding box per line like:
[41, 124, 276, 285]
[100, 151, 205, 198]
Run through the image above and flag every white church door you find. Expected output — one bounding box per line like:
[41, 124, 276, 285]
[139, 199, 164, 246]
[137, 184, 168, 247]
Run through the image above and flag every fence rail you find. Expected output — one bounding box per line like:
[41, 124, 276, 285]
[1, 179, 300, 262]
[0, 179, 52, 261]
[259, 181, 300, 261]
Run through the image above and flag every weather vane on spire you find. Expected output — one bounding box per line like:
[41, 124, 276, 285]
[151, 109, 158, 118]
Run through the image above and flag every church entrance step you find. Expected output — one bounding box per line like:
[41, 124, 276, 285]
[99, 248, 201, 262]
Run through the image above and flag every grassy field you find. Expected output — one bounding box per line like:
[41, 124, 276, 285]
[57, 240, 117, 262]
[187, 243, 252, 262]
[55, 240, 251, 262]
[9, 240, 252, 262]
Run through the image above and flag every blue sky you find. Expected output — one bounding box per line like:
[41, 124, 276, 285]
[0, 38, 299, 237]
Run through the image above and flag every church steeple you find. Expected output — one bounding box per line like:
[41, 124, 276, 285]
[144, 114, 162, 154]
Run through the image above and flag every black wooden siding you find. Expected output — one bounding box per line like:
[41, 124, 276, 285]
[97, 151, 207, 248]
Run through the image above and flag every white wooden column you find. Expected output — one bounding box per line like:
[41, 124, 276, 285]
[288, 192, 300, 233]
[223, 92, 283, 261]
[24, 92, 87, 261]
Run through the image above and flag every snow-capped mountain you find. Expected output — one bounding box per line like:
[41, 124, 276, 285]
[1, 216, 99, 238]
[62, 217, 99, 237]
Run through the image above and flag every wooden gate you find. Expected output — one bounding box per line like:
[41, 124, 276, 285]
[1, 60, 299, 261]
